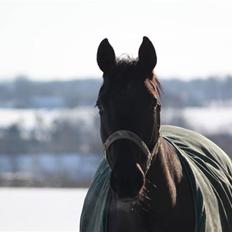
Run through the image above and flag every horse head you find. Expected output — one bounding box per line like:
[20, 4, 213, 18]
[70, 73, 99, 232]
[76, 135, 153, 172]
[96, 37, 161, 200]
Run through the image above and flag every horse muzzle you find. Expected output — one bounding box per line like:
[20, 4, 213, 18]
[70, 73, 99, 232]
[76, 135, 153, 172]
[110, 163, 145, 200]
[104, 130, 160, 199]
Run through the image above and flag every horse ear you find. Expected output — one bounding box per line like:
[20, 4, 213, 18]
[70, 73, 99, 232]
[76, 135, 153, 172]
[138, 36, 157, 75]
[97, 38, 116, 73]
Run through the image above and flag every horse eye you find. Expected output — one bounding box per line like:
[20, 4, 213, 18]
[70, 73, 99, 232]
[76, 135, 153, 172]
[153, 98, 158, 106]
[98, 105, 104, 115]
[147, 99, 157, 111]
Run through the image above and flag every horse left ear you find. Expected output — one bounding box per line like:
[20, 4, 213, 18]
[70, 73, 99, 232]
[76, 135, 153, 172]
[138, 36, 157, 75]
[97, 38, 116, 74]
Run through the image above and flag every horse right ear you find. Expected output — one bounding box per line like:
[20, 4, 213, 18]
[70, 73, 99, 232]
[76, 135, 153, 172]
[138, 36, 157, 75]
[97, 38, 116, 74]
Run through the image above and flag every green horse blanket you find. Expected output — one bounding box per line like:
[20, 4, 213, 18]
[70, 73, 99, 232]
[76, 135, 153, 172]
[80, 125, 232, 232]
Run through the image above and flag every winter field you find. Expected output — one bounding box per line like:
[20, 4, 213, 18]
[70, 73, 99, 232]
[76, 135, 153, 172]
[0, 188, 87, 231]
[0, 105, 231, 231]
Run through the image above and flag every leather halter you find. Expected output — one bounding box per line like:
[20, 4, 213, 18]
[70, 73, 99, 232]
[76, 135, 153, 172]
[104, 130, 160, 174]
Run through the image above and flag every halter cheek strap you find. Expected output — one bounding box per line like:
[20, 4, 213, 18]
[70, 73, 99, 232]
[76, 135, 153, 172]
[103, 130, 160, 174]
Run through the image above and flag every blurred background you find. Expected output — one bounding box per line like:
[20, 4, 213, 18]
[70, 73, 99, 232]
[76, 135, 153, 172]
[0, 0, 232, 231]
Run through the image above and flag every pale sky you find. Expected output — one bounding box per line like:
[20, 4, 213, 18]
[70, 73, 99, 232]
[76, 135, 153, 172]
[0, 0, 232, 81]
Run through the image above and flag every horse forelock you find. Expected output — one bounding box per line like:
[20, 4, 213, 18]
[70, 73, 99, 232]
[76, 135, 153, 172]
[100, 57, 161, 103]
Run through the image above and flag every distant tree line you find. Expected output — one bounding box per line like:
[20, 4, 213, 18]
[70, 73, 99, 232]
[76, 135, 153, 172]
[0, 112, 231, 157]
[0, 76, 101, 108]
[161, 75, 232, 107]
[0, 115, 102, 155]
[0, 75, 232, 108]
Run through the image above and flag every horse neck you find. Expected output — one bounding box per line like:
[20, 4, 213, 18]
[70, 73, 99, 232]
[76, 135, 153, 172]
[145, 138, 183, 213]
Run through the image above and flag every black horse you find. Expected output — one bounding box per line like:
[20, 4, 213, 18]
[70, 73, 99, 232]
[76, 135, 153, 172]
[80, 37, 232, 232]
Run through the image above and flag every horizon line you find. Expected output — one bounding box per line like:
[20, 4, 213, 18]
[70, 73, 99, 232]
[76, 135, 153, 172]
[0, 73, 232, 83]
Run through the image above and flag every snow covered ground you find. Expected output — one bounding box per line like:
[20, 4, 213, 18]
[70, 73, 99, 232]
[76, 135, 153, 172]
[162, 106, 232, 134]
[0, 107, 96, 129]
[0, 106, 231, 134]
[0, 188, 87, 231]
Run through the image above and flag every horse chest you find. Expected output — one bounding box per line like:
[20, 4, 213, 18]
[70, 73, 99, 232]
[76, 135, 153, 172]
[107, 199, 182, 232]
[107, 202, 147, 232]
[107, 197, 166, 232]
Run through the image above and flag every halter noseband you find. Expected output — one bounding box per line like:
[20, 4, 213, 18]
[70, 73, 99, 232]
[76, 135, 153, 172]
[103, 130, 160, 174]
